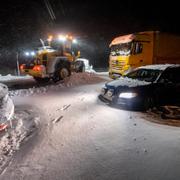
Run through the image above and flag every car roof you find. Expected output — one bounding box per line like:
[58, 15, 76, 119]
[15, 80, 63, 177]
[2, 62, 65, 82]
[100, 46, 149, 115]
[138, 64, 180, 71]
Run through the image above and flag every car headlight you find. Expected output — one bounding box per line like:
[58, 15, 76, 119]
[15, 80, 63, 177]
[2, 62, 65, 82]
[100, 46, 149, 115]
[107, 89, 114, 97]
[101, 88, 106, 95]
[119, 92, 137, 99]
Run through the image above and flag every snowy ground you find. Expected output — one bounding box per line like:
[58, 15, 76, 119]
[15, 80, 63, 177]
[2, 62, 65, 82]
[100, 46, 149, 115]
[0, 72, 104, 174]
[0, 72, 180, 180]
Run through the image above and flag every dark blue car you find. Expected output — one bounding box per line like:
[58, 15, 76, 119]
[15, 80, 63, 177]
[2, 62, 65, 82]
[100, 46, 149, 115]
[99, 64, 180, 110]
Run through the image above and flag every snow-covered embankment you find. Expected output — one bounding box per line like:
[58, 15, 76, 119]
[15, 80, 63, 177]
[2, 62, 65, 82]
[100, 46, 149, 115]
[0, 83, 14, 127]
[0, 83, 39, 173]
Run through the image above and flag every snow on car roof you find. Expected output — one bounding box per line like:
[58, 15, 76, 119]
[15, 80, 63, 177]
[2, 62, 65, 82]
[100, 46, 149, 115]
[138, 64, 180, 71]
[107, 77, 151, 88]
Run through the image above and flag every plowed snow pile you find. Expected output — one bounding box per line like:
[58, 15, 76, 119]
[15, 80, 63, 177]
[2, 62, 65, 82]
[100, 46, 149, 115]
[63, 72, 103, 86]
[9, 72, 103, 97]
[0, 75, 32, 82]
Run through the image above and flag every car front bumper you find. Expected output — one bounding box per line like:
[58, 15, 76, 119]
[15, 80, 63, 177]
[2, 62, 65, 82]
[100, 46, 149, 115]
[99, 93, 143, 109]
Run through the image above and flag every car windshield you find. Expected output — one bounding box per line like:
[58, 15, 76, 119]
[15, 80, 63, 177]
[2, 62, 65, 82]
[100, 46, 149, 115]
[125, 68, 162, 82]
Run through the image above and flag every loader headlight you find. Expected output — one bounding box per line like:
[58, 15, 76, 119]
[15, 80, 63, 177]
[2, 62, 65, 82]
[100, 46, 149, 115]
[72, 39, 78, 44]
[119, 92, 137, 99]
[25, 51, 35, 56]
[30, 51, 35, 56]
[58, 35, 67, 42]
[25, 52, 30, 56]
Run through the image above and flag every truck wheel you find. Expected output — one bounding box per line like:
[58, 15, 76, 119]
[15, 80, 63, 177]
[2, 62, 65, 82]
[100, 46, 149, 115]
[53, 67, 70, 82]
[34, 77, 50, 83]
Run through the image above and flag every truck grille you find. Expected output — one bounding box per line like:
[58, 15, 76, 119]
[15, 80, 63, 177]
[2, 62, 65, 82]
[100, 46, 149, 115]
[111, 60, 126, 71]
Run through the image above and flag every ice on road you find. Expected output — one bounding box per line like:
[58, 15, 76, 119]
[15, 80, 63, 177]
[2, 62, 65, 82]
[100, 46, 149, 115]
[0, 73, 180, 180]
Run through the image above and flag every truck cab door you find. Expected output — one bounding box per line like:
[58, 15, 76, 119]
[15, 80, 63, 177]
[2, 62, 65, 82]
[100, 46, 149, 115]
[130, 42, 144, 68]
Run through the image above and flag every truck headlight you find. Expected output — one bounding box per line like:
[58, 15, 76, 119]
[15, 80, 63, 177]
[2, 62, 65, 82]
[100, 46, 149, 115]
[119, 92, 137, 99]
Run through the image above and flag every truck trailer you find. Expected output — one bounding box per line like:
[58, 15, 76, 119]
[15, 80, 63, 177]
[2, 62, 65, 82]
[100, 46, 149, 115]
[109, 31, 180, 78]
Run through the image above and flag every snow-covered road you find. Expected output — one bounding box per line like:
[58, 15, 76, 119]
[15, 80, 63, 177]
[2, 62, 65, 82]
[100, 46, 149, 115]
[1, 74, 180, 180]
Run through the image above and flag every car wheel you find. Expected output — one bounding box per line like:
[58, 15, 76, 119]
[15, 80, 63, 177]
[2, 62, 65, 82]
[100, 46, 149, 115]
[143, 96, 154, 111]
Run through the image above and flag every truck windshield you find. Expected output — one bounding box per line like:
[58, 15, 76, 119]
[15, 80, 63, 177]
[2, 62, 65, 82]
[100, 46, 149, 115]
[125, 69, 161, 82]
[110, 42, 132, 56]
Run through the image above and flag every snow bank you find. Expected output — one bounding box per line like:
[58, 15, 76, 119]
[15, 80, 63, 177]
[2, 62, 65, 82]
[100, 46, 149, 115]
[0, 110, 39, 171]
[9, 72, 103, 97]
[0, 83, 14, 124]
[95, 72, 109, 76]
[86, 69, 96, 73]
[0, 83, 8, 99]
[0, 75, 32, 82]
[107, 77, 151, 88]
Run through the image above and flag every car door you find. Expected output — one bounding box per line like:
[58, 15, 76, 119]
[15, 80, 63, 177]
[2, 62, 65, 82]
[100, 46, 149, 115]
[157, 67, 180, 105]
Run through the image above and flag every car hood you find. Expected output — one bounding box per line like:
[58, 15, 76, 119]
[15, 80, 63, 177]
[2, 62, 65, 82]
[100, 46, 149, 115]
[106, 77, 151, 88]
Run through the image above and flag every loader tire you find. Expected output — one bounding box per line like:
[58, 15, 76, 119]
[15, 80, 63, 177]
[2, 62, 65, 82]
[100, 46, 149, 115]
[53, 67, 71, 83]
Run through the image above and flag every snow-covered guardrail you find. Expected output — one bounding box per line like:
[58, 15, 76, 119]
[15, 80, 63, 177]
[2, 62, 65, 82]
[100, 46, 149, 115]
[0, 83, 14, 128]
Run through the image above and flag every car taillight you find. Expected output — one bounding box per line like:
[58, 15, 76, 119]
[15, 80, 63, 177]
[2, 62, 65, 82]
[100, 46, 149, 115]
[20, 64, 25, 70]
[33, 65, 42, 71]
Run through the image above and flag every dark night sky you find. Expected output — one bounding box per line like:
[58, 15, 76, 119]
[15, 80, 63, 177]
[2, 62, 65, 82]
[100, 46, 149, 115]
[0, 0, 180, 68]
[1, 0, 180, 44]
